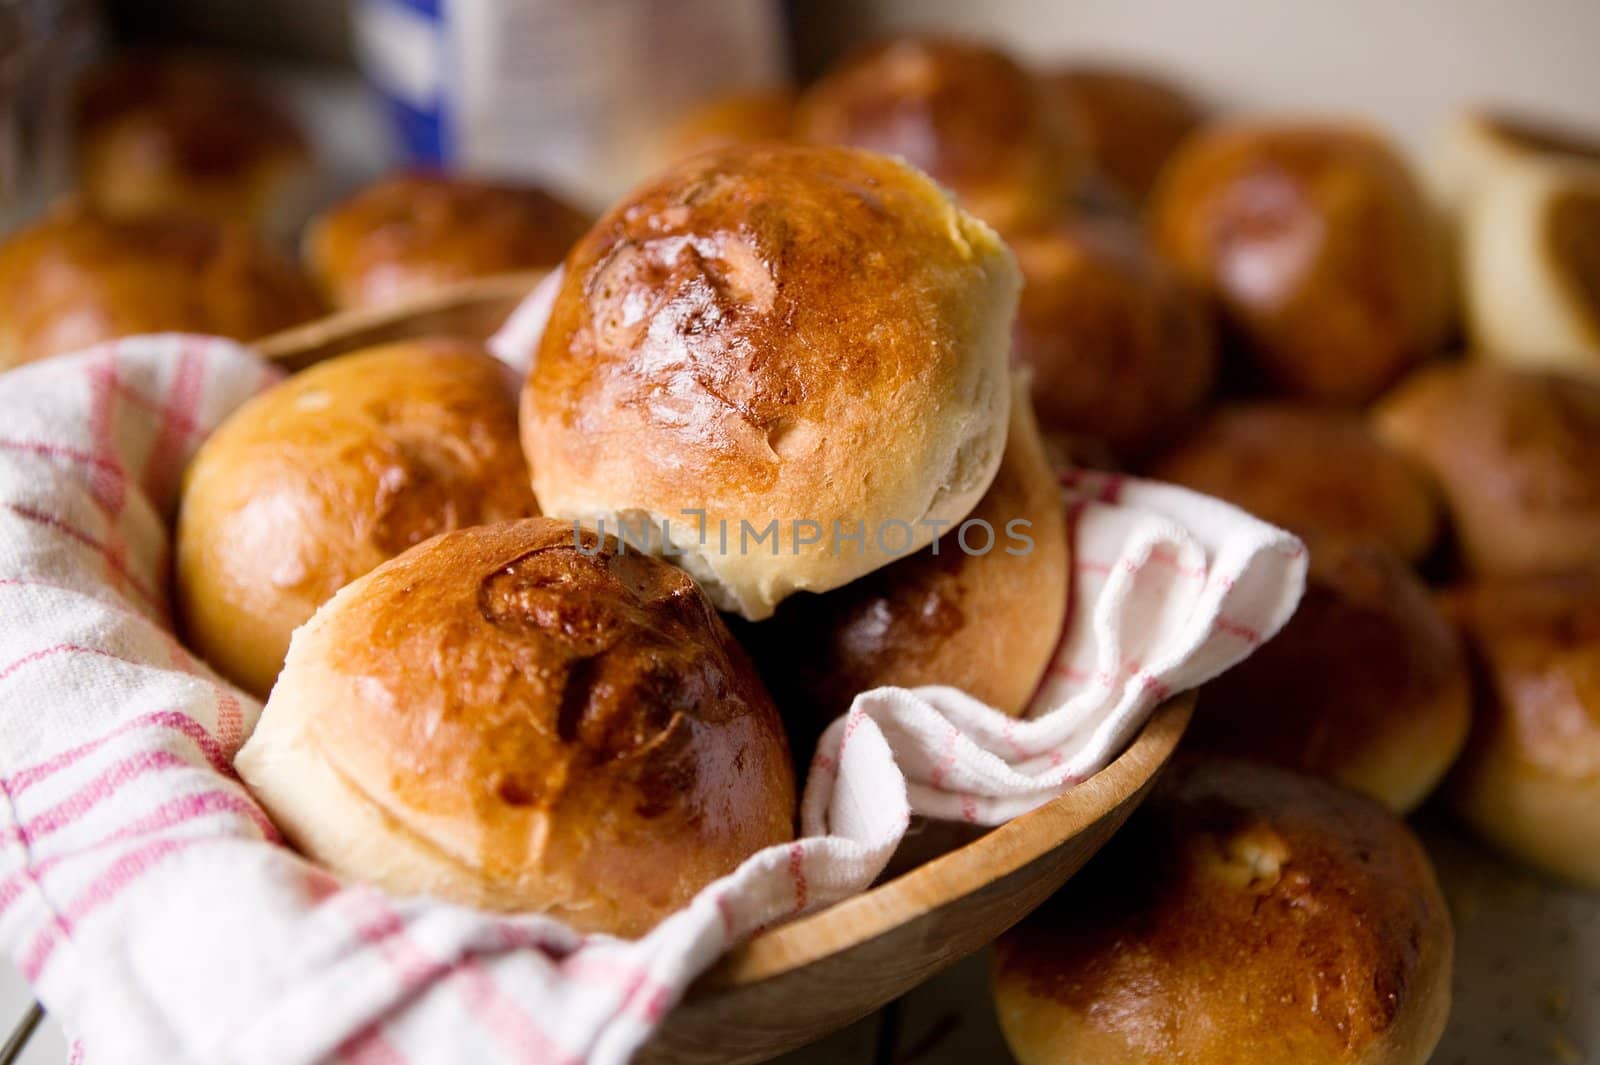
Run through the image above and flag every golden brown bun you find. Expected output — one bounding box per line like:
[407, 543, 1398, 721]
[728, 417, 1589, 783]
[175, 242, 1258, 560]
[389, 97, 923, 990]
[1443, 572, 1600, 888]
[655, 87, 797, 165]
[0, 200, 322, 371]
[520, 143, 1020, 620]
[304, 172, 593, 310]
[744, 387, 1068, 740]
[1046, 65, 1205, 206]
[1150, 121, 1448, 403]
[73, 53, 312, 234]
[176, 339, 537, 696]
[1010, 216, 1215, 458]
[794, 36, 1083, 230]
[992, 758, 1453, 1065]
[1192, 544, 1470, 812]
[235, 518, 796, 937]
[1373, 363, 1600, 576]
[1150, 403, 1439, 563]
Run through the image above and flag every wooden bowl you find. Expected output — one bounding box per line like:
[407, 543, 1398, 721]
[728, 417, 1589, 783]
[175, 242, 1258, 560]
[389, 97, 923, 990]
[256, 277, 1196, 1065]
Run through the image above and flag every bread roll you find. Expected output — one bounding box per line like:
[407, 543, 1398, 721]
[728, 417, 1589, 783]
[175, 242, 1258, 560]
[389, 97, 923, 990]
[655, 87, 796, 165]
[744, 386, 1068, 740]
[177, 339, 537, 696]
[1374, 363, 1600, 576]
[1046, 65, 1205, 206]
[1150, 403, 1439, 563]
[73, 53, 312, 236]
[1191, 543, 1470, 812]
[1443, 572, 1600, 888]
[1150, 121, 1448, 403]
[793, 36, 1083, 230]
[304, 172, 593, 311]
[0, 201, 322, 371]
[236, 518, 796, 937]
[992, 759, 1454, 1065]
[1458, 159, 1600, 376]
[519, 143, 1020, 620]
[1010, 216, 1215, 458]
[1430, 108, 1600, 219]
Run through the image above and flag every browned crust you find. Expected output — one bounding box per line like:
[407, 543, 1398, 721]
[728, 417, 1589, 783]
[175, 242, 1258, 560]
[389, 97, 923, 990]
[0, 200, 323, 369]
[300, 518, 796, 936]
[1149, 402, 1439, 562]
[1545, 189, 1600, 346]
[794, 36, 1081, 230]
[742, 392, 1069, 742]
[175, 338, 536, 696]
[993, 758, 1452, 1064]
[1047, 65, 1205, 205]
[1190, 543, 1469, 811]
[304, 172, 593, 310]
[1010, 215, 1216, 457]
[1373, 363, 1600, 576]
[1149, 121, 1447, 403]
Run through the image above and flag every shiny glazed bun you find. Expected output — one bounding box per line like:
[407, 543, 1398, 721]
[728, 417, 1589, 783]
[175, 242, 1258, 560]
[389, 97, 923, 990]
[992, 759, 1454, 1065]
[0, 201, 322, 371]
[745, 386, 1068, 738]
[73, 53, 313, 235]
[520, 143, 1021, 620]
[1192, 544, 1470, 812]
[235, 518, 797, 937]
[655, 87, 797, 165]
[1443, 572, 1600, 888]
[1150, 403, 1439, 563]
[1046, 65, 1205, 206]
[1150, 122, 1448, 403]
[1010, 216, 1215, 458]
[304, 172, 593, 310]
[1374, 363, 1600, 576]
[177, 339, 537, 696]
[794, 36, 1082, 230]
[1459, 159, 1600, 376]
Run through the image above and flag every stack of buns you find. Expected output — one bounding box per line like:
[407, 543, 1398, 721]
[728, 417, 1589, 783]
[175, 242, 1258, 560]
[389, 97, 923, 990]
[176, 143, 1058, 940]
[14, 29, 1600, 1055]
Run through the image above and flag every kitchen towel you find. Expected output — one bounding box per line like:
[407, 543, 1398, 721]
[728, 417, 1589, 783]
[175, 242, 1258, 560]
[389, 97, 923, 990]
[0, 335, 1303, 1065]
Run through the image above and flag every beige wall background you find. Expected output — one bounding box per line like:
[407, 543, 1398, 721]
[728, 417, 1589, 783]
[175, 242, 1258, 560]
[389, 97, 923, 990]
[795, 0, 1599, 153]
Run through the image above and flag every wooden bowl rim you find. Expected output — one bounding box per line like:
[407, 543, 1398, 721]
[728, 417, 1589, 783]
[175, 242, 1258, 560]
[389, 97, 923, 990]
[698, 692, 1194, 990]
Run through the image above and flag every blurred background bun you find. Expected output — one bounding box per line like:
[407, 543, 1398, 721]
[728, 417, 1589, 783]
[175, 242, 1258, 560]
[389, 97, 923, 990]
[176, 338, 536, 696]
[1009, 216, 1215, 462]
[1457, 158, 1600, 376]
[1374, 363, 1600, 576]
[1443, 572, 1600, 889]
[520, 143, 1020, 620]
[744, 389, 1068, 746]
[654, 87, 797, 166]
[72, 52, 313, 237]
[794, 36, 1084, 230]
[236, 518, 796, 938]
[991, 758, 1453, 1065]
[1045, 64, 1206, 208]
[1150, 121, 1448, 403]
[0, 200, 321, 371]
[304, 171, 593, 311]
[1430, 108, 1600, 220]
[1150, 403, 1439, 563]
[1191, 543, 1470, 812]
